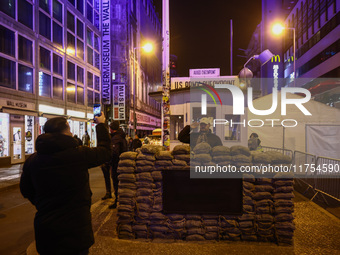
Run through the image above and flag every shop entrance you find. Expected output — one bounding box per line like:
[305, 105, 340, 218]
[10, 117, 25, 164]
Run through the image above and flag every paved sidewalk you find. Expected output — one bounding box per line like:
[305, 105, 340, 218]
[0, 164, 22, 191]
[26, 192, 340, 255]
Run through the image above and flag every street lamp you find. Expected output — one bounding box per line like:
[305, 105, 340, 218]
[272, 23, 296, 87]
[132, 42, 153, 137]
[239, 49, 275, 88]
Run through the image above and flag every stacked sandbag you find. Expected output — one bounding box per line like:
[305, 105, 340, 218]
[191, 142, 212, 167]
[266, 151, 292, 167]
[185, 215, 206, 241]
[117, 152, 138, 239]
[202, 215, 219, 240]
[211, 146, 231, 166]
[172, 145, 191, 170]
[230, 146, 252, 168]
[219, 216, 241, 241]
[134, 146, 160, 239]
[252, 151, 272, 166]
[167, 214, 186, 240]
[149, 212, 173, 239]
[254, 178, 275, 242]
[239, 174, 257, 241]
[273, 173, 295, 245]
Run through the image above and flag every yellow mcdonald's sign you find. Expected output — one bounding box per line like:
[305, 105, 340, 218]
[271, 55, 281, 62]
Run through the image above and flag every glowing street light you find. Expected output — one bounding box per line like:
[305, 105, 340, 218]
[272, 22, 296, 86]
[132, 42, 154, 136]
[142, 42, 153, 53]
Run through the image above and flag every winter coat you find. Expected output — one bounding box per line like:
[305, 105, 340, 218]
[130, 138, 142, 151]
[110, 128, 128, 165]
[178, 125, 223, 148]
[20, 123, 111, 255]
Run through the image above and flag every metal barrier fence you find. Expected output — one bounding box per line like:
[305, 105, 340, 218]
[293, 151, 317, 197]
[261, 147, 340, 202]
[313, 156, 340, 201]
[261, 146, 294, 159]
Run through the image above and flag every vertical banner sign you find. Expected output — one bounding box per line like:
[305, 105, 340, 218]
[162, 0, 170, 150]
[113, 84, 126, 120]
[102, 0, 111, 104]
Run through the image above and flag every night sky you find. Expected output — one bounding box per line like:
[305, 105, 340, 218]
[154, 0, 262, 77]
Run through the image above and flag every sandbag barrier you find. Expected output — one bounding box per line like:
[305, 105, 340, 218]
[116, 144, 295, 245]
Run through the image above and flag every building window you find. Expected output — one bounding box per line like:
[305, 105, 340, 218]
[67, 11, 75, 32]
[77, 39, 84, 59]
[67, 83, 76, 103]
[77, 0, 84, 14]
[0, 25, 15, 57]
[39, 12, 51, 40]
[68, 0, 75, 6]
[67, 32, 75, 55]
[53, 77, 63, 99]
[67, 61, 75, 81]
[39, 0, 49, 12]
[77, 19, 84, 38]
[87, 2, 93, 23]
[19, 36, 33, 64]
[77, 86, 84, 104]
[77, 66, 84, 84]
[53, 22, 63, 46]
[18, 0, 33, 29]
[0, 57, 16, 90]
[87, 89, 93, 106]
[87, 47, 93, 65]
[40, 47, 51, 70]
[53, 0, 63, 23]
[224, 115, 241, 141]
[87, 29, 93, 46]
[87, 71, 93, 88]
[94, 75, 100, 90]
[53, 54, 62, 76]
[18, 65, 33, 93]
[39, 72, 51, 97]
[0, 0, 15, 18]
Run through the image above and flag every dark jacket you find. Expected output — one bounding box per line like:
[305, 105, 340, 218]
[111, 128, 128, 165]
[178, 125, 223, 148]
[130, 138, 142, 151]
[20, 123, 111, 255]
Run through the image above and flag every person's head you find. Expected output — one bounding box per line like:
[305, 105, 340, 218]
[250, 133, 259, 139]
[135, 134, 139, 139]
[199, 117, 210, 133]
[74, 134, 78, 138]
[85, 131, 88, 135]
[109, 121, 120, 133]
[44, 117, 72, 136]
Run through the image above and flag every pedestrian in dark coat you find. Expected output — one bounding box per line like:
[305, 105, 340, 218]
[130, 134, 142, 151]
[73, 134, 83, 146]
[178, 117, 222, 148]
[108, 121, 127, 208]
[20, 114, 111, 255]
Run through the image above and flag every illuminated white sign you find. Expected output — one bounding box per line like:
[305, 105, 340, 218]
[113, 84, 125, 120]
[67, 110, 85, 118]
[39, 104, 64, 115]
[190, 68, 220, 77]
[273, 64, 279, 88]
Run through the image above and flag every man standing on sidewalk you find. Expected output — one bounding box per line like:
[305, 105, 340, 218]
[20, 113, 111, 255]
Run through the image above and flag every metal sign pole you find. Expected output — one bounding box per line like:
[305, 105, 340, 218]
[162, 0, 170, 150]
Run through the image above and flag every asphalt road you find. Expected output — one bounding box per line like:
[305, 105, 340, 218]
[0, 167, 108, 255]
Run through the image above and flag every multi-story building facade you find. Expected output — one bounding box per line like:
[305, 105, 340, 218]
[0, 0, 102, 166]
[104, 0, 162, 137]
[245, 0, 339, 107]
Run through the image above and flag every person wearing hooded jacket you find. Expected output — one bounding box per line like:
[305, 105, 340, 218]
[20, 113, 111, 255]
[178, 117, 222, 148]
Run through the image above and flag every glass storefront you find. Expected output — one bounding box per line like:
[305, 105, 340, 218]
[0, 113, 9, 157]
[39, 117, 48, 134]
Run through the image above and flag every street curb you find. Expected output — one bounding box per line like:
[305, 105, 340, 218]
[0, 181, 20, 193]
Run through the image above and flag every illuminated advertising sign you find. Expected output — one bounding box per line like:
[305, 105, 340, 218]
[102, 0, 111, 104]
